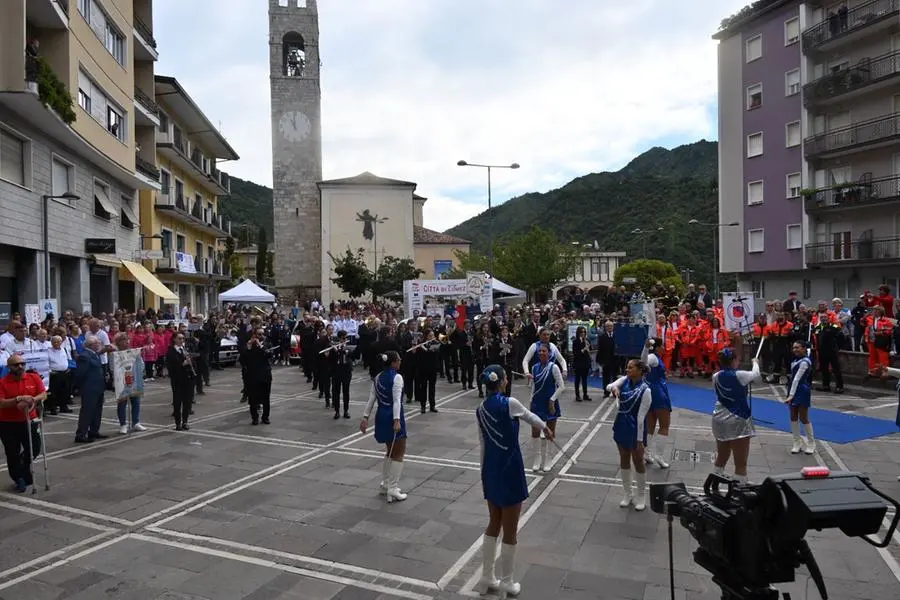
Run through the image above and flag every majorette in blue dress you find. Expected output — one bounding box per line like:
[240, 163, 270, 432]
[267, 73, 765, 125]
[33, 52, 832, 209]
[373, 368, 406, 443]
[646, 355, 671, 412]
[787, 356, 813, 408]
[530, 362, 561, 421]
[476, 392, 529, 507]
[711, 368, 755, 441]
[613, 378, 650, 450]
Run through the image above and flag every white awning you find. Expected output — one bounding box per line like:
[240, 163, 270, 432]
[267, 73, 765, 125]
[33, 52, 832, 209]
[121, 202, 139, 228]
[94, 186, 117, 216]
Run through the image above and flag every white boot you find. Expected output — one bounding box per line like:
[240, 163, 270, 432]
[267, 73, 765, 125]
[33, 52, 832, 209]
[713, 465, 725, 476]
[477, 534, 500, 592]
[654, 435, 669, 469]
[634, 471, 647, 511]
[645, 434, 655, 464]
[539, 438, 549, 472]
[497, 543, 521, 598]
[790, 421, 803, 454]
[386, 460, 407, 503]
[379, 458, 389, 495]
[531, 438, 541, 472]
[804, 423, 816, 455]
[619, 469, 633, 508]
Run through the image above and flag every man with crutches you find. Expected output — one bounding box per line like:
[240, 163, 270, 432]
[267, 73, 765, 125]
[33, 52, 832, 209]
[0, 355, 48, 493]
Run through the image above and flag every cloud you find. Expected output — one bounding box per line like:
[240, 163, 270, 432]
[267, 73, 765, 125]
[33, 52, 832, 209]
[154, 0, 746, 231]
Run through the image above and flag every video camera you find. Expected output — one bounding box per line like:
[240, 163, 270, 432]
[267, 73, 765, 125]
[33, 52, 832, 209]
[650, 468, 899, 600]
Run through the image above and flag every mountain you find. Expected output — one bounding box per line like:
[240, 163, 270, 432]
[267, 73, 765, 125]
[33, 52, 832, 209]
[219, 176, 274, 247]
[445, 140, 727, 289]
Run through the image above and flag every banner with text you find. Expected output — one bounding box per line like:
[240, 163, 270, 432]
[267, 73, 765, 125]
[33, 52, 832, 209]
[465, 271, 493, 311]
[111, 349, 143, 401]
[403, 279, 469, 317]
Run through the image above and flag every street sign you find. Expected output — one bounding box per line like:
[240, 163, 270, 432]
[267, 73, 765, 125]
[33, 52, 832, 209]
[134, 249, 164, 260]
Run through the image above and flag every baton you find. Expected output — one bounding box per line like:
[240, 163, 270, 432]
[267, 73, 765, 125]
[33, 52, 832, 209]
[550, 437, 577, 465]
[754, 337, 765, 360]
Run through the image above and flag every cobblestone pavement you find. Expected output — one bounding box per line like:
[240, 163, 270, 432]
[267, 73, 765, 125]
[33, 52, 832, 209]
[0, 364, 898, 599]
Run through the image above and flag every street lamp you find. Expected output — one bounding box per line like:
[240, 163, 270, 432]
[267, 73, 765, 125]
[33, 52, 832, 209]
[630, 227, 664, 258]
[456, 160, 520, 276]
[688, 219, 740, 298]
[371, 215, 389, 272]
[42, 192, 80, 298]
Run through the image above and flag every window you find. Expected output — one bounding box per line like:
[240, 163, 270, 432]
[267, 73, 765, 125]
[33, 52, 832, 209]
[747, 83, 762, 109]
[748, 228, 765, 253]
[176, 234, 186, 253]
[833, 278, 849, 299]
[107, 104, 124, 141]
[78, 88, 91, 113]
[751, 280, 766, 299]
[786, 121, 801, 147]
[93, 180, 113, 220]
[77, 0, 90, 19]
[105, 22, 126, 65]
[785, 69, 800, 96]
[51, 156, 73, 198]
[746, 35, 762, 62]
[0, 127, 27, 187]
[120, 195, 137, 229]
[278, 0, 288, 5]
[160, 169, 170, 194]
[785, 17, 800, 45]
[802, 279, 812, 300]
[747, 132, 763, 157]
[748, 180, 764, 205]
[786, 173, 801, 198]
[786, 224, 802, 249]
[158, 111, 168, 133]
[832, 231, 852, 260]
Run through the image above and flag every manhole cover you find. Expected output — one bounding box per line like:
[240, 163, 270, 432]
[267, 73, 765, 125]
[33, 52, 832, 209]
[672, 449, 715, 463]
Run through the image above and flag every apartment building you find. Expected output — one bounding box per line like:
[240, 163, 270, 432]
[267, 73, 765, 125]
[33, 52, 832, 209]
[142, 75, 238, 314]
[716, 0, 900, 302]
[0, 0, 176, 314]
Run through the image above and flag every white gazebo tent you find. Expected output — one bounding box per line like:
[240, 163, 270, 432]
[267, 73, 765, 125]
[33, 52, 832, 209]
[490, 276, 526, 299]
[218, 279, 276, 304]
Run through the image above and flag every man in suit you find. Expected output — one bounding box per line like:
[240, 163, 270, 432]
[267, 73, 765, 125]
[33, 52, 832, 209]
[595, 321, 618, 398]
[166, 331, 195, 431]
[74, 336, 106, 443]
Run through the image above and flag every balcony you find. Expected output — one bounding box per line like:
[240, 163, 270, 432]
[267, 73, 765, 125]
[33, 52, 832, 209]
[133, 86, 160, 127]
[805, 173, 900, 214]
[133, 14, 158, 62]
[155, 187, 231, 235]
[134, 152, 161, 190]
[806, 235, 900, 267]
[803, 112, 900, 160]
[156, 124, 231, 196]
[26, 0, 69, 29]
[802, 0, 899, 53]
[156, 250, 230, 280]
[803, 51, 900, 106]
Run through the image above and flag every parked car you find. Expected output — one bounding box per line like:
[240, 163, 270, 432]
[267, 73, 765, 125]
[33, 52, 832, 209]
[215, 335, 240, 367]
[289, 325, 302, 365]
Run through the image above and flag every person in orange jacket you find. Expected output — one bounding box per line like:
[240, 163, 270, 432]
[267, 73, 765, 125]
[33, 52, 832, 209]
[654, 315, 677, 371]
[863, 305, 894, 375]
[677, 316, 699, 378]
[764, 312, 794, 384]
[704, 317, 730, 376]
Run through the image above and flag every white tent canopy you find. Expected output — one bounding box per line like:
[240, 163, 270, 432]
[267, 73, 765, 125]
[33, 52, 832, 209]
[218, 279, 276, 304]
[490, 276, 525, 298]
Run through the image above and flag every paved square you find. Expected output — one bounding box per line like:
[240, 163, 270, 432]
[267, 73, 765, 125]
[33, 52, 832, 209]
[0, 364, 897, 599]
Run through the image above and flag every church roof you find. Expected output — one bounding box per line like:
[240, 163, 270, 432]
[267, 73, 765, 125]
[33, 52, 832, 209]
[317, 171, 417, 188]
[413, 226, 470, 245]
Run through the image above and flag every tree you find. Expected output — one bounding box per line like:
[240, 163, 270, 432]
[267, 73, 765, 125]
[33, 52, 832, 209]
[371, 256, 424, 301]
[442, 249, 489, 280]
[329, 248, 370, 298]
[265, 251, 275, 280]
[224, 236, 235, 260]
[255, 227, 268, 282]
[614, 258, 683, 294]
[492, 226, 581, 300]
[229, 253, 244, 280]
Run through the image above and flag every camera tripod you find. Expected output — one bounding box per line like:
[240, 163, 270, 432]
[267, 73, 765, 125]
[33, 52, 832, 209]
[697, 550, 792, 600]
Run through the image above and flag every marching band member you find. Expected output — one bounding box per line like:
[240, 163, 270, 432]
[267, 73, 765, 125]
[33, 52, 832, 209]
[475, 364, 553, 597]
[863, 305, 893, 376]
[764, 312, 793, 384]
[360, 351, 408, 503]
[522, 328, 567, 380]
[496, 325, 516, 396]
[812, 302, 843, 393]
[438, 317, 458, 382]
[640, 338, 670, 469]
[711, 349, 760, 481]
[459, 320, 476, 390]
[596, 321, 618, 396]
[529, 345, 564, 473]
[785, 341, 816, 455]
[313, 325, 333, 406]
[606, 359, 651, 510]
[571, 326, 592, 402]
[327, 330, 353, 419]
[474, 322, 493, 398]
[413, 329, 440, 413]
[704, 317, 730, 377]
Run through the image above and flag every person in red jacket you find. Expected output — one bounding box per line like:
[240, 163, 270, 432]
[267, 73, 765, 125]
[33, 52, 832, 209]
[876, 285, 896, 318]
[704, 317, 731, 376]
[863, 305, 894, 375]
[764, 313, 794, 384]
[0, 356, 47, 493]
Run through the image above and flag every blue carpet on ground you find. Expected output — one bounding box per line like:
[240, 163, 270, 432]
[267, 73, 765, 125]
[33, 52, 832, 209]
[570, 375, 899, 443]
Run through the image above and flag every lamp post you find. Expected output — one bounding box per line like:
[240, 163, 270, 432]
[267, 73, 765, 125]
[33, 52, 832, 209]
[456, 160, 520, 276]
[688, 219, 740, 299]
[630, 227, 664, 258]
[42, 192, 80, 298]
[371, 215, 389, 272]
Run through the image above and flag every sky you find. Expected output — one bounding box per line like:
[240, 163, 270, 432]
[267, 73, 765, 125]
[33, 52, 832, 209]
[153, 0, 748, 232]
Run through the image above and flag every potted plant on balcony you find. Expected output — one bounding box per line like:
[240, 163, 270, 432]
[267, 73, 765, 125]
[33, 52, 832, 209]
[843, 185, 861, 203]
[831, 183, 846, 205]
[35, 57, 76, 125]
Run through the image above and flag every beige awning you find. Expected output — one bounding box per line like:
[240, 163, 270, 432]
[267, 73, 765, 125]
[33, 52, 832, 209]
[121, 260, 179, 301]
[95, 186, 117, 216]
[121, 203, 139, 228]
[92, 256, 122, 268]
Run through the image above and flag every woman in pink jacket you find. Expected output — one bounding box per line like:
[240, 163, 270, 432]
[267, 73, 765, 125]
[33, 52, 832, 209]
[153, 323, 169, 378]
[132, 322, 157, 381]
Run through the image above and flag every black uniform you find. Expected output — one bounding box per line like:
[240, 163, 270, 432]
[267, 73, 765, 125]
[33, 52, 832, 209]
[244, 339, 272, 424]
[329, 342, 353, 418]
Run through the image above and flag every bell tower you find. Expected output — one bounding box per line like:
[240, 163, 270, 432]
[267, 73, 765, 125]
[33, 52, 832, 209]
[268, 0, 322, 301]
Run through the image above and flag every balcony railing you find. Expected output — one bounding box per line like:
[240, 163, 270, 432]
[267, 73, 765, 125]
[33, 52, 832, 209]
[213, 260, 231, 277]
[190, 200, 203, 220]
[803, 112, 900, 158]
[135, 153, 160, 181]
[804, 51, 900, 105]
[133, 15, 157, 48]
[805, 173, 900, 212]
[133, 86, 159, 114]
[157, 187, 188, 212]
[806, 235, 900, 265]
[802, 0, 899, 52]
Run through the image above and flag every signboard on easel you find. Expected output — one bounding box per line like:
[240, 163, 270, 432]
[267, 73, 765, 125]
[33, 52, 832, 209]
[722, 292, 755, 334]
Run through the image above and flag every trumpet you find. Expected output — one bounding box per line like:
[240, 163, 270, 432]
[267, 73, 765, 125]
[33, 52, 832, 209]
[406, 338, 440, 353]
[319, 340, 349, 354]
